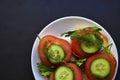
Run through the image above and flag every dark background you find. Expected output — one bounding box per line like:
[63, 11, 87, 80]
[0, 0, 119, 80]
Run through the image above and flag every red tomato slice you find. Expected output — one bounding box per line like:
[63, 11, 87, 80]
[84, 52, 116, 80]
[38, 35, 72, 66]
[67, 63, 83, 80]
[71, 28, 93, 58]
[71, 28, 107, 58]
[48, 63, 83, 80]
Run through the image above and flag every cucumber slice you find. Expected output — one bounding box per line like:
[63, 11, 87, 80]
[90, 58, 110, 78]
[46, 44, 65, 63]
[55, 66, 73, 80]
[80, 33, 103, 54]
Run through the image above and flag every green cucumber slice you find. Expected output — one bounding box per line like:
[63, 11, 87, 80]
[80, 33, 103, 54]
[46, 44, 65, 63]
[90, 58, 110, 78]
[55, 66, 73, 80]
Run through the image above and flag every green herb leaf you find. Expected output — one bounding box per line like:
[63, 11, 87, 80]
[60, 29, 83, 39]
[70, 31, 81, 39]
[101, 43, 112, 53]
[40, 71, 51, 76]
[90, 26, 102, 32]
[61, 27, 101, 39]
[80, 33, 103, 50]
[70, 57, 86, 67]
[37, 62, 55, 77]
[60, 31, 76, 37]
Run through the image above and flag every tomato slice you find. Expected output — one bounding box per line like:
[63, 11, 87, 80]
[84, 52, 116, 80]
[71, 28, 107, 58]
[48, 63, 83, 80]
[67, 63, 83, 80]
[71, 28, 93, 58]
[38, 35, 72, 66]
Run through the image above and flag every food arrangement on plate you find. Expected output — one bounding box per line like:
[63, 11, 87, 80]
[36, 26, 116, 80]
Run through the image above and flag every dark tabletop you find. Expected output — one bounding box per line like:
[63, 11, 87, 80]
[0, 0, 120, 80]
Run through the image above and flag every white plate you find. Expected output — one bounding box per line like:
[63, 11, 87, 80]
[31, 16, 118, 80]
